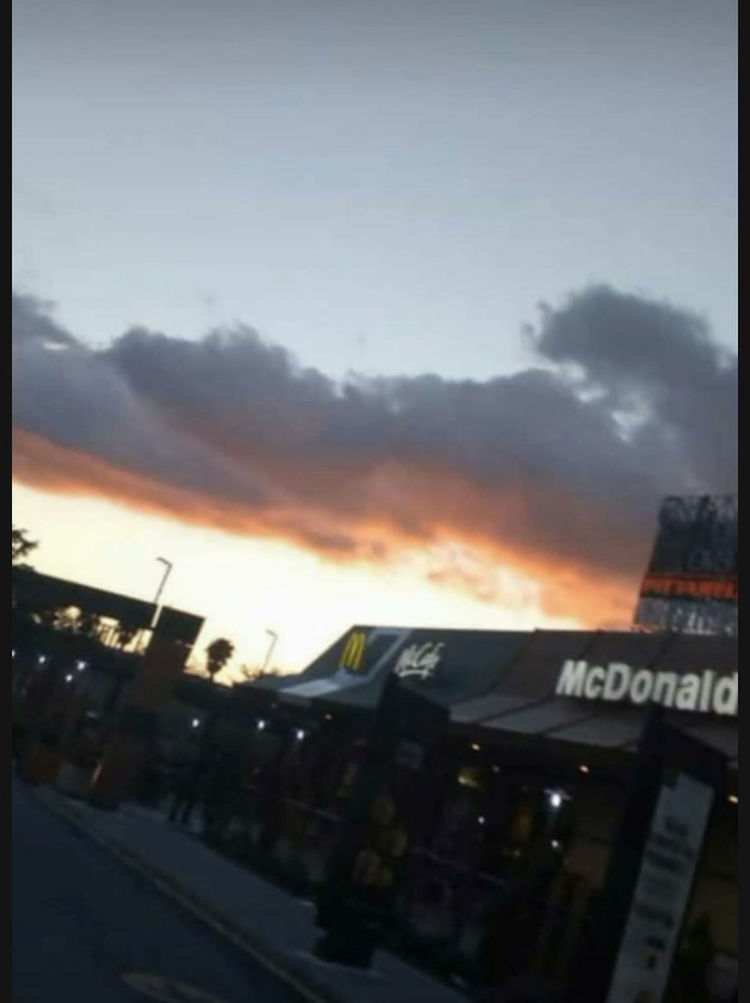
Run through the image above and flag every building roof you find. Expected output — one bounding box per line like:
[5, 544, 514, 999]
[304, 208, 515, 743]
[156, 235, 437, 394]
[255, 624, 737, 762]
[258, 626, 528, 710]
[450, 628, 737, 759]
[12, 567, 204, 642]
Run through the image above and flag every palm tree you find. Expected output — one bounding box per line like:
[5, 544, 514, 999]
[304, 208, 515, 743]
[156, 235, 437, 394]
[205, 638, 234, 681]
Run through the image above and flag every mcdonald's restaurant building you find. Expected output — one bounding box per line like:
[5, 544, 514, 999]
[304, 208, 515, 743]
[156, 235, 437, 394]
[226, 625, 737, 997]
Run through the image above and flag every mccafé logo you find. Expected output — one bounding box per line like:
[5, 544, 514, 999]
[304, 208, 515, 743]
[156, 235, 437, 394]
[339, 631, 368, 673]
[556, 660, 737, 717]
[393, 641, 444, 681]
[338, 632, 445, 680]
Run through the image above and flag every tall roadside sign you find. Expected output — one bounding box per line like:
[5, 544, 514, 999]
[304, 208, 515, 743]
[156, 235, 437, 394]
[570, 713, 726, 1003]
[634, 495, 737, 635]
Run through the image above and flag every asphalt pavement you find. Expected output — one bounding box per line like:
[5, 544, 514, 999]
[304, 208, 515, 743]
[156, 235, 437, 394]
[12, 779, 306, 1003]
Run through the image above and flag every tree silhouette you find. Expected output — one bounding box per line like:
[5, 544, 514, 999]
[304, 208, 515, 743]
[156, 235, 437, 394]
[53, 606, 81, 632]
[241, 665, 281, 681]
[32, 607, 58, 629]
[77, 610, 103, 640]
[205, 638, 234, 681]
[115, 622, 138, 649]
[12, 526, 37, 567]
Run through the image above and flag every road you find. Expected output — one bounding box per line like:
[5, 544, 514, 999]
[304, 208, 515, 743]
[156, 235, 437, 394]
[12, 780, 306, 1003]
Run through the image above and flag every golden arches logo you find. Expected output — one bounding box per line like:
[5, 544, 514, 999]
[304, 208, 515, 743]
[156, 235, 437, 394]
[339, 630, 367, 673]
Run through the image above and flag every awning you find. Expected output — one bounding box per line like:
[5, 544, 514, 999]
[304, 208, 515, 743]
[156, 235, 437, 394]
[451, 693, 539, 725]
[481, 698, 604, 737]
[545, 707, 647, 749]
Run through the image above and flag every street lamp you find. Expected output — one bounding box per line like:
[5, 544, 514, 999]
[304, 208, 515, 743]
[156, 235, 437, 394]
[262, 629, 278, 673]
[150, 557, 173, 628]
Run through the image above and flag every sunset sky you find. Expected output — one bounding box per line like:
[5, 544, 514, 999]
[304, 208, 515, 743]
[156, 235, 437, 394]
[12, 0, 737, 679]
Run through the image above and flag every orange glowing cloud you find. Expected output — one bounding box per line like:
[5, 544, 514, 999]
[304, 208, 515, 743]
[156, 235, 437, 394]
[12, 427, 637, 628]
[12, 286, 736, 629]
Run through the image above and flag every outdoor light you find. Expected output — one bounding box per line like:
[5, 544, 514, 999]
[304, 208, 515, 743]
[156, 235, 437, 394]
[256, 719, 267, 731]
[578, 764, 589, 774]
[548, 791, 563, 810]
[76, 660, 87, 671]
[491, 765, 500, 774]
[38, 655, 47, 665]
[478, 815, 486, 825]
[729, 795, 738, 805]
[12, 649, 16, 659]
[191, 718, 201, 729]
[65, 674, 74, 683]
[471, 743, 481, 752]
[551, 840, 561, 851]
[296, 729, 306, 741]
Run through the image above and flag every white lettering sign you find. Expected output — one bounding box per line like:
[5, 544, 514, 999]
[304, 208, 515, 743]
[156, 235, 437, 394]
[393, 642, 444, 681]
[556, 661, 737, 716]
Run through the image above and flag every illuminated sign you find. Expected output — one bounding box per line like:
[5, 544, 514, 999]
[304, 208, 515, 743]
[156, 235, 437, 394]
[286, 627, 412, 698]
[634, 495, 737, 635]
[393, 641, 444, 681]
[640, 573, 737, 603]
[339, 630, 368, 673]
[556, 660, 737, 717]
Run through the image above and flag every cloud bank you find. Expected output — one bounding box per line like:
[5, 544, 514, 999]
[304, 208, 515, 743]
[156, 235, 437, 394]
[12, 286, 737, 625]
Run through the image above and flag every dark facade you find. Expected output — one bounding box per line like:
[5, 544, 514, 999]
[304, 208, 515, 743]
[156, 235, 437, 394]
[224, 625, 736, 996]
[12, 567, 205, 804]
[12, 567, 737, 997]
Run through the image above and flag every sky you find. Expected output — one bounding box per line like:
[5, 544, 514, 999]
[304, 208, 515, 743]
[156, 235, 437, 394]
[12, 0, 737, 679]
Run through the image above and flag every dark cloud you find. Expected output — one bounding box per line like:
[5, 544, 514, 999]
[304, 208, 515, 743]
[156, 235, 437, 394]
[12, 292, 77, 348]
[529, 286, 737, 492]
[11, 286, 737, 622]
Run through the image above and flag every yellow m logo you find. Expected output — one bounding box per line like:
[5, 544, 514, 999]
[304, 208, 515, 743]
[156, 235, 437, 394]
[339, 630, 367, 673]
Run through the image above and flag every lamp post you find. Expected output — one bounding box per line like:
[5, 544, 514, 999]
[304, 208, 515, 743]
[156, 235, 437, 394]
[151, 557, 173, 628]
[262, 630, 278, 673]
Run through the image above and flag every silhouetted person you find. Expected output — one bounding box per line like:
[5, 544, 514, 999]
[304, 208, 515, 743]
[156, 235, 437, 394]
[169, 747, 214, 827]
[202, 751, 239, 844]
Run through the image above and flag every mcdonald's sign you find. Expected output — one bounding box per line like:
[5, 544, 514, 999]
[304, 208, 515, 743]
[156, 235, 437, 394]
[339, 630, 368, 673]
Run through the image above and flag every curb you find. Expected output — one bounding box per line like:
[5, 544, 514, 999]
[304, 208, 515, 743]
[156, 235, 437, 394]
[30, 787, 343, 1003]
